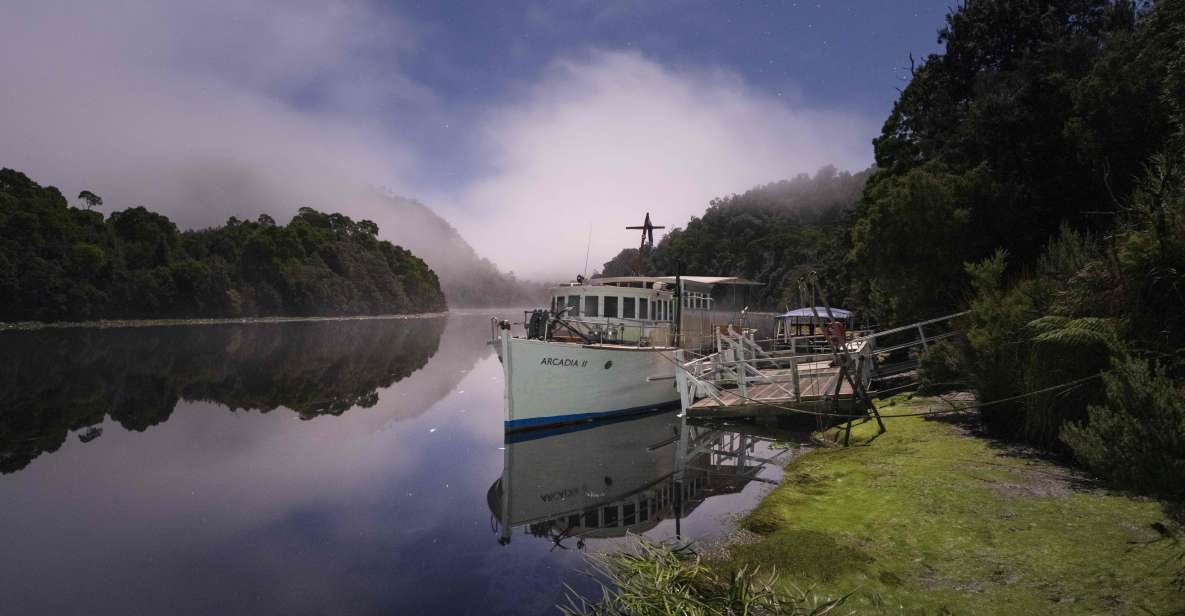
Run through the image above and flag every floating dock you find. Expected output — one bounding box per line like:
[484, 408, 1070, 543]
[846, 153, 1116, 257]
[675, 312, 966, 423]
[676, 329, 872, 420]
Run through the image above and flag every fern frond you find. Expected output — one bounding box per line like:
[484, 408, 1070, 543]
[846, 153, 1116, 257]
[1029, 316, 1119, 348]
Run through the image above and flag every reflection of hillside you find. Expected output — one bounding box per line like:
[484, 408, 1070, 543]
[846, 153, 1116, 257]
[0, 317, 447, 474]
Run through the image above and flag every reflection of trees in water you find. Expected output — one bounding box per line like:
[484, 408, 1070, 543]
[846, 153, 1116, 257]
[0, 318, 446, 474]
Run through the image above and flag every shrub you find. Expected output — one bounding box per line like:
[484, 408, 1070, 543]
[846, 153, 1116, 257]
[1061, 356, 1185, 499]
[917, 339, 964, 393]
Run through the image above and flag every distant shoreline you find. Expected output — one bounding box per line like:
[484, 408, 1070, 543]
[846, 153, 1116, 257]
[0, 311, 452, 333]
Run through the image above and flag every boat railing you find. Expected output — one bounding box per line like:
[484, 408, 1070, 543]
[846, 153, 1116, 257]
[548, 316, 675, 348]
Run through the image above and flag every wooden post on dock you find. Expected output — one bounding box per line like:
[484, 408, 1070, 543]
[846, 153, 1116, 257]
[791, 337, 802, 402]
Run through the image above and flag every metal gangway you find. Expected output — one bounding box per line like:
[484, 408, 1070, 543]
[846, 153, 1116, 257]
[674, 326, 875, 419]
[674, 300, 967, 438]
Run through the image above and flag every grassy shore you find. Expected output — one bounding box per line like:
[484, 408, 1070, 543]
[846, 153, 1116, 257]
[721, 395, 1184, 615]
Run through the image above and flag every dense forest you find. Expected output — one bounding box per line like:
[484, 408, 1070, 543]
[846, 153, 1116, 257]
[604, 0, 1184, 498]
[0, 169, 447, 321]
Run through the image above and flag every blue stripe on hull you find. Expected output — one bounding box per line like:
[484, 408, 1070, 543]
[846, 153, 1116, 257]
[505, 400, 681, 434]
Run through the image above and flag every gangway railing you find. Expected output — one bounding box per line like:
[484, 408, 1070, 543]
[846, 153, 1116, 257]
[673, 309, 969, 445]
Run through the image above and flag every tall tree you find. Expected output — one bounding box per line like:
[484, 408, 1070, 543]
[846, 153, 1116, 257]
[77, 190, 102, 210]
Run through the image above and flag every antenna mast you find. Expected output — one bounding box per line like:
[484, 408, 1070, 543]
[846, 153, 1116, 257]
[625, 212, 665, 275]
[582, 224, 592, 281]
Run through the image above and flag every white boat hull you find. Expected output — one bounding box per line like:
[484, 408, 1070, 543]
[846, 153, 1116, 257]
[499, 333, 680, 430]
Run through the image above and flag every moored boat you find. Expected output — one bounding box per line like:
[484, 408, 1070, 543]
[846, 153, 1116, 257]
[493, 216, 768, 431]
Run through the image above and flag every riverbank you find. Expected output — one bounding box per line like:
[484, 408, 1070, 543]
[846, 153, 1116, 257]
[720, 394, 1184, 614]
[0, 311, 452, 333]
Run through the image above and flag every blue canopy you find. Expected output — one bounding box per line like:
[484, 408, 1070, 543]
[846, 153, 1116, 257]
[778, 307, 853, 319]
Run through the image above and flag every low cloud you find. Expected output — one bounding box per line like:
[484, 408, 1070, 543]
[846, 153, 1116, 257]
[450, 51, 876, 280]
[2, 3, 875, 284]
[0, 0, 417, 230]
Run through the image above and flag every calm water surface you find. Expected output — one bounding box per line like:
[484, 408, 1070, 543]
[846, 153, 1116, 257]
[0, 313, 804, 615]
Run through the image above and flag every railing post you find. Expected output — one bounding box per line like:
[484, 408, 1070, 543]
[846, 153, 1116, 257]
[792, 354, 801, 402]
[735, 330, 747, 398]
[674, 349, 690, 418]
[917, 324, 929, 351]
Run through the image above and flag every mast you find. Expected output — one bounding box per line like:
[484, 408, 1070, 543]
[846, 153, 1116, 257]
[625, 213, 664, 275]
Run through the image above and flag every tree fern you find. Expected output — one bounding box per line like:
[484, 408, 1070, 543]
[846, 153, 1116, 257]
[1028, 316, 1120, 350]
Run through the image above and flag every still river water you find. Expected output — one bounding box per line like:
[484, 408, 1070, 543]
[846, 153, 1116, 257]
[0, 312, 804, 615]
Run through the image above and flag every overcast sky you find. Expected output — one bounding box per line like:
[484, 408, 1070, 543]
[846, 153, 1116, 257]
[0, 1, 948, 280]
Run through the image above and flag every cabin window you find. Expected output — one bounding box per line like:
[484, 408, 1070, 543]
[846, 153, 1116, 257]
[622, 297, 636, 319]
[584, 295, 599, 317]
[603, 296, 618, 318]
[567, 295, 580, 316]
[603, 505, 619, 527]
[638, 298, 648, 320]
[623, 502, 636, 526]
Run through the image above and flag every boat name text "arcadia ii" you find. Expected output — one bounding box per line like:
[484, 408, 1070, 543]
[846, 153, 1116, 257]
[540, 357, 588, 368]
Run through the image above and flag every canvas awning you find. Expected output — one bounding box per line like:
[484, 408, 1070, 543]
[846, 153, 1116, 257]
[777, 307, 854, 320]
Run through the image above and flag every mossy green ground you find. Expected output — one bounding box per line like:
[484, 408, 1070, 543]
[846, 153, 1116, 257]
[730, 396, 1184, 615]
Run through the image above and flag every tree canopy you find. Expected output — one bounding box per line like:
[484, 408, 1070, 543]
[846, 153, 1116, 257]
[0, 169, 446, 322]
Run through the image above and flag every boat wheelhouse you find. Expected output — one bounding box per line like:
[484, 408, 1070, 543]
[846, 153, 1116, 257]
[540, 275, 759, 351]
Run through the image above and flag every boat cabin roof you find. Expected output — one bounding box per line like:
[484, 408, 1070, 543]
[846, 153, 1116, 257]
[592, 275, 760, 287]
[778, 307, 854, 319]
[554, 276, 759, 293]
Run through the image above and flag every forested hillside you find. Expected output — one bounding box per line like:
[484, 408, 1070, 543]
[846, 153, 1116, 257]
[849, 0, 1182, 324]
[373, 192, 546, 307]
[0, 169, 447, 321]
[599, 165, 869, 308]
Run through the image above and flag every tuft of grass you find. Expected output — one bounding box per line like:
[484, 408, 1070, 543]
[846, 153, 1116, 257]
[730, 530, 873, 584]
[560, 538, 850, 616]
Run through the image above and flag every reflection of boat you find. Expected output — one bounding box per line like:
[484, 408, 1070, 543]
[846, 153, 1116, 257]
[487, 411, 793, 547]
